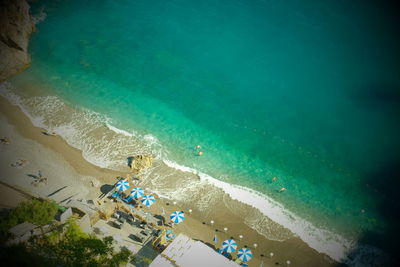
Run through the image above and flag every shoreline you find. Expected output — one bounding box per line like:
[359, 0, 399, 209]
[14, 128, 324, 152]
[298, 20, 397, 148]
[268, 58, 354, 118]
[1, 78, 352, 262]
[0, 89, 336, 266]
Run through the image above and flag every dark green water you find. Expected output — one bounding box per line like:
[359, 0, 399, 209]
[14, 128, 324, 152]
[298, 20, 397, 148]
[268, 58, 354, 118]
[8, 0, 400, 262]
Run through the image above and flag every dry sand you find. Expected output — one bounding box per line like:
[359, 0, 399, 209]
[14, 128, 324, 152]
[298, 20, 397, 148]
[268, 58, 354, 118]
[0, 95, 336, 267]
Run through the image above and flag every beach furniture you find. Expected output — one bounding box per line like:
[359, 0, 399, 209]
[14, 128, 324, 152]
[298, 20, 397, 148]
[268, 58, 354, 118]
[111, 191, 120, 199]
[170, 211, 185, 224]
[118, 216, 126, 224]
[140, 230, 149, 237]
[237, 248, 253, 262]
[213, 234, 218, 243]
[115, 179, 129, 191]
[113, 211, 120, 219]
[130, 233, 145, 243]
[130, 187, 144, 198]
[113, 220, 123, 229]
[140, 195, 155, 207]
[222, 239, 237, 253]
[123, 195, 133, 203]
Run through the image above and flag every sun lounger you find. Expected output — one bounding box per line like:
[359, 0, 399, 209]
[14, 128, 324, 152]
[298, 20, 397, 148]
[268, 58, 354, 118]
[113, 220, 123, 229]
[123, 195, 133, 203]
[111, 192, 120, 198]
[130, 233, 145, 243]
[118, 216, 126, 223]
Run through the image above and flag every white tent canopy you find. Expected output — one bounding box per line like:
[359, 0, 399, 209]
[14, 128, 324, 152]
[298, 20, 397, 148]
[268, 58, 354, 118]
[149, 234, 239, 267]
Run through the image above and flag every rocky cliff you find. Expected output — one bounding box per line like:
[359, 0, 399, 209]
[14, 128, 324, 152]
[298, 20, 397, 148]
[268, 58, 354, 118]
[128, 155, 154, 174]
[0, 0, 35, 82]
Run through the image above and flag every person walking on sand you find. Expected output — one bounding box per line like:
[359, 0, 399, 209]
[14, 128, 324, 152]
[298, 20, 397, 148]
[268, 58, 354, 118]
[38, 170, 43, 179]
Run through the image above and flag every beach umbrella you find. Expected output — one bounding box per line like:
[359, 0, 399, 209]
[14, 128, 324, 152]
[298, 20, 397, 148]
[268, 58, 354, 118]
[170, 211, 185, 224]
[130, 187, 144, 198]
[237, 248, 253, 262]
[115, 179, 129, 191]
[141, 195, 155, 206]
[213, 234, 218, 243]
[222, 239, 237, 253]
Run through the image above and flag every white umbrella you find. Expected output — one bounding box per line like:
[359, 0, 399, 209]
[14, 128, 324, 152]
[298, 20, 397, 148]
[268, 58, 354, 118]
[130, 187, 144, 198]
[170, 211, 185, 224]
[237, 248, 253, 262]
[141, 195, 156, 206]
[222, 239, 237, 253]
[115, 179, 129, 191]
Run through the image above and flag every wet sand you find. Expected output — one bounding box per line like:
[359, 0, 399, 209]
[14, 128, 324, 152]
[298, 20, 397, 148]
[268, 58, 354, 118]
[0, 95, 336, 267]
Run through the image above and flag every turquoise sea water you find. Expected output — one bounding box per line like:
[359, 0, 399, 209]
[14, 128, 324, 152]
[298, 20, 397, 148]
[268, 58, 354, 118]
[13, 0, 400, 261]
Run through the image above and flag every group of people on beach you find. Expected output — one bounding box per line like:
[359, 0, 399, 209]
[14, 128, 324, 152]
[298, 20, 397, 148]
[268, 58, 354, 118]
[31, 170, 48, 187]
[5, 132, 49, 187]
[1, 136, 11, 144]
[11, 158, 29, 168]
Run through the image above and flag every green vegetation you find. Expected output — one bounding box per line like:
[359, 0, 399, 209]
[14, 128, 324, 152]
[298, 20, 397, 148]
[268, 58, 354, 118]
[0, 199, 58, 242]
[142, 257, 153, 265]
[0, 215, 133, 266]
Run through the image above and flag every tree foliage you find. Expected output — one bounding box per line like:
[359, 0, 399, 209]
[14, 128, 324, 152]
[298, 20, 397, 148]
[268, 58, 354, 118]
[30, 219, 132, 266]
[0, 201, 132, 266]
[0, 199, 58, 242]
[10, 199, 58, 226]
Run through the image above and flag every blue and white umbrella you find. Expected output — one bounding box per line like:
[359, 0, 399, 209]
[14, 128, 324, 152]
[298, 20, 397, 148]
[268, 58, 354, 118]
[141, 195, 155, 206]
[222, 239, 237, 253]
[237, 248, 253, 262]
[130, 187, 144, 198]
[115, 179, 129, 191]
[170, 211, 185, 224]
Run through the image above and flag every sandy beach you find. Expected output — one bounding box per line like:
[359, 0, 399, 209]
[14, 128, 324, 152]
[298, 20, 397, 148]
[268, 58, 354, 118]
[0, 94, 337, 267]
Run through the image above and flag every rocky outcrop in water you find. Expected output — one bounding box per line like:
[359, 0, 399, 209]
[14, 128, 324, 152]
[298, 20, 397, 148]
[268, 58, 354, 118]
[128, 155, 153, 174]
[0, 0, 35, 82]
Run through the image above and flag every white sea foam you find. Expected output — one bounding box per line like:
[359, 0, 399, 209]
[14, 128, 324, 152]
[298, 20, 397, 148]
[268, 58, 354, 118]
[0, 81, 367, 264]
[163, 159, 354, 262]
[105, 123, 136, 137]
[1, 82, 165, 168]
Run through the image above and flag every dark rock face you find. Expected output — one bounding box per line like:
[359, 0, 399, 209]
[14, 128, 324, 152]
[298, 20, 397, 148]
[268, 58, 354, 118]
[0, 0, 35, 82]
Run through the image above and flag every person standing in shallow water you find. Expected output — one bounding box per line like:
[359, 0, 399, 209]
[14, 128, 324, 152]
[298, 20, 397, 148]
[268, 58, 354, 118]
[194, 145, 203, 156]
